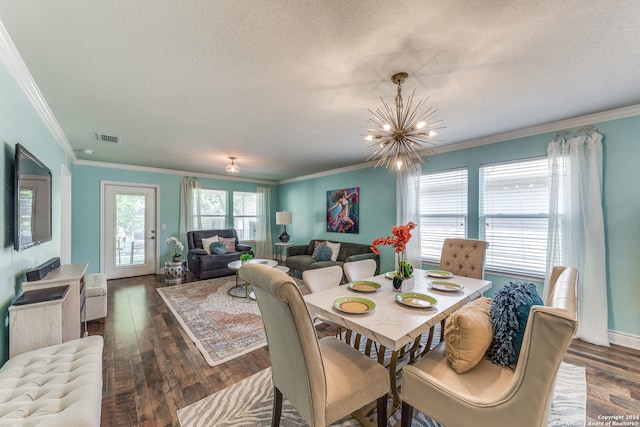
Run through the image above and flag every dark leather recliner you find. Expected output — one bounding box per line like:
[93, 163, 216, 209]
[186, 229, 254, 279]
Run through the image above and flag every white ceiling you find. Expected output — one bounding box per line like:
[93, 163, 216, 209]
[1, 1, 639, 182]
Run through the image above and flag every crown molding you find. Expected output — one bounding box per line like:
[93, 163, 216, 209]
[74, 159, 278, 185]
[434, 104, 640, 155]
[0, 20, 76, 162]
[277, 161, 376, 184]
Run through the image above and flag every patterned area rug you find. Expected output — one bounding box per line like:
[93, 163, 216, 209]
[157, 275, 308, 367]
[177, 362, 586, 426]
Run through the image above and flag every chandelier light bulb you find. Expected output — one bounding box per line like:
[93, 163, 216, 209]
[416, 121, 426, 129]
[383, 124, 391, 131]
[396, 160, 403, 170]
[365, 135, 373, 141]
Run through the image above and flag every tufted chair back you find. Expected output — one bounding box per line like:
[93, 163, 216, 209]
[439, 238, 488, 279]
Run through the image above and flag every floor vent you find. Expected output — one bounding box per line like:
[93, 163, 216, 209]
[95, 133, 120, 143]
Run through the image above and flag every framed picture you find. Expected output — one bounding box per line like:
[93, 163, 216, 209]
[326, 187, 359, 233]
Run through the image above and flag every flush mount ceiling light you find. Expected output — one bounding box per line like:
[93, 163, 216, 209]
[364, 72, 444, 171]
[225, 156, 240, 173]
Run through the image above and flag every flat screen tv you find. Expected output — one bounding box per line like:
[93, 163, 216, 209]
[14, 143, 52, 251]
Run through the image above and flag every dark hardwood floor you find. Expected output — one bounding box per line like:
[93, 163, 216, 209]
[90, 274, 640, 426]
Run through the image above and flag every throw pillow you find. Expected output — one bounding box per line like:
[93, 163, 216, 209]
[314, 245, 333, 262]
[311, 241, 327, 258]
[486, 281, 544, 367]
[219, 237, 237, 253]
[201, 235, 219, 254]
[210, 241, 226, 255]
[325, 241, 341, 262]
[444, 297, 493, 374]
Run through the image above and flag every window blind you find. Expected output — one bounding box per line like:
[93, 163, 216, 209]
[196, 189, 227, 230]
[233, 191, 257, 241]
[479, 157, 549, 276]
[419, 168, 468, 260]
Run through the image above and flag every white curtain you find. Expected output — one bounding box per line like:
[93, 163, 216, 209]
[396, 164, 422, 269]
[545, 132, 609, 346]
[179, 177, 202, 251]
[255, 186, 272, 259]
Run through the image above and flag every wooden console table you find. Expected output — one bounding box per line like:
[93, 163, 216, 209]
[20, 263, 87, 343]
[9, 285, 69, 358]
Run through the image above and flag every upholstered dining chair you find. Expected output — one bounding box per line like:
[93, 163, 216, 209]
[302, 265, 343, 293]
[240, 264, 390, 427]
[439, 238, 489, 279]
[341, 259, 378, 355]
[400, 266, 578, 427]
[343, 259, 377, 282]
[427, 238, 490, 347]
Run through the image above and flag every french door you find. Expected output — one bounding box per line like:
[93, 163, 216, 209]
[102, 182, 159, 279]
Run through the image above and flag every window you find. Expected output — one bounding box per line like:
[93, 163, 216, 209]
[233, 191, 257, 241]
[419, 168, 468, 260]
[196, 189, 227, 229]
[479, 157, 549, 277]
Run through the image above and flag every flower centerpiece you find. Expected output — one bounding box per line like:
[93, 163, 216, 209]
[166, 236, 184, 262]
[371, 221, 416, 290]
[240, 253, 254, 263]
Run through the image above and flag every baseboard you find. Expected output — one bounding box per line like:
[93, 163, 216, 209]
[609, 330, 640, 350]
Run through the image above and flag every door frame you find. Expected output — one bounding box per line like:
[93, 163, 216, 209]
[100, 181, 161, 276]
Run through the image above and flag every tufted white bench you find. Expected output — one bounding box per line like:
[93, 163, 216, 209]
[0, 336, 103, 426]
[84, 273, 107, 321]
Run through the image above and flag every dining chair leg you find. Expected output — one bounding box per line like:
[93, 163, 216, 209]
[401, 401, 414, 427]
[377, 394, 388, 427]
[272, 387, 283, 427]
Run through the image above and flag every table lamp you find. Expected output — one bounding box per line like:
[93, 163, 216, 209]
[276, 211, 292, 243]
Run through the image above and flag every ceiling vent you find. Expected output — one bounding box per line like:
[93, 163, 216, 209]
[95, 133, 120, 143]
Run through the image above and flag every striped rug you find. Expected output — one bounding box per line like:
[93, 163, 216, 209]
[177, 362, 586, 426]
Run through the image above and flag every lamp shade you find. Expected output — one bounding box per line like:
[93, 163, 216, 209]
[276, 211, 292, 225]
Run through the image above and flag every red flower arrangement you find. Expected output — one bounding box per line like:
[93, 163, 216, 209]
[371, 221, 416, 287]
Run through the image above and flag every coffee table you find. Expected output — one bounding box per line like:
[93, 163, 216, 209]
[227, 259, 278, 299]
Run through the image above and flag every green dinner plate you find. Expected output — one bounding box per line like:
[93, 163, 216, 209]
[333, 297, 376, 314]
[348, 281, 382, 293]
[395, 292, 437, 308]
[426, 269, 453, 278]
[428, 280, 464, 292]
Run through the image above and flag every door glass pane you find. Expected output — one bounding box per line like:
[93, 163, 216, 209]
[115, 193, 146, 267]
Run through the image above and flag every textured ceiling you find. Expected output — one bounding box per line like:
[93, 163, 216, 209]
[1, 1, 639, 181]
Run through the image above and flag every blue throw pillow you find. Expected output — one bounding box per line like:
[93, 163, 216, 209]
[486, 281, 543, 367]
[315, 245, 332, 262]
[210, 241, 227, 255]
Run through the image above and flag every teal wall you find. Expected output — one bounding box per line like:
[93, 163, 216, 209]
[71, 165, 278, 274]
[278, 115, 640, 339]
[0, 60, 67, 364]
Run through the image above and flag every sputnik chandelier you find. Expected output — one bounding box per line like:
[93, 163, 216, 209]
[364, 72, 444, 171]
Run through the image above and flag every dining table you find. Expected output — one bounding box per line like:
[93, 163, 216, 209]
[303, 268, 492, 405]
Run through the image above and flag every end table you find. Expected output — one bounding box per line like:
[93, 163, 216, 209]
[165, 261, 186, 285]
[274, 242, 294, 263]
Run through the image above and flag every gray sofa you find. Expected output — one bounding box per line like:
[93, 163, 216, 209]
[187, 229, 254, 279]
[285, 239, 380, 280]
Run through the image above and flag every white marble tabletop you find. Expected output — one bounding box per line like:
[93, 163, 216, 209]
[303, 269, 492, 351]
